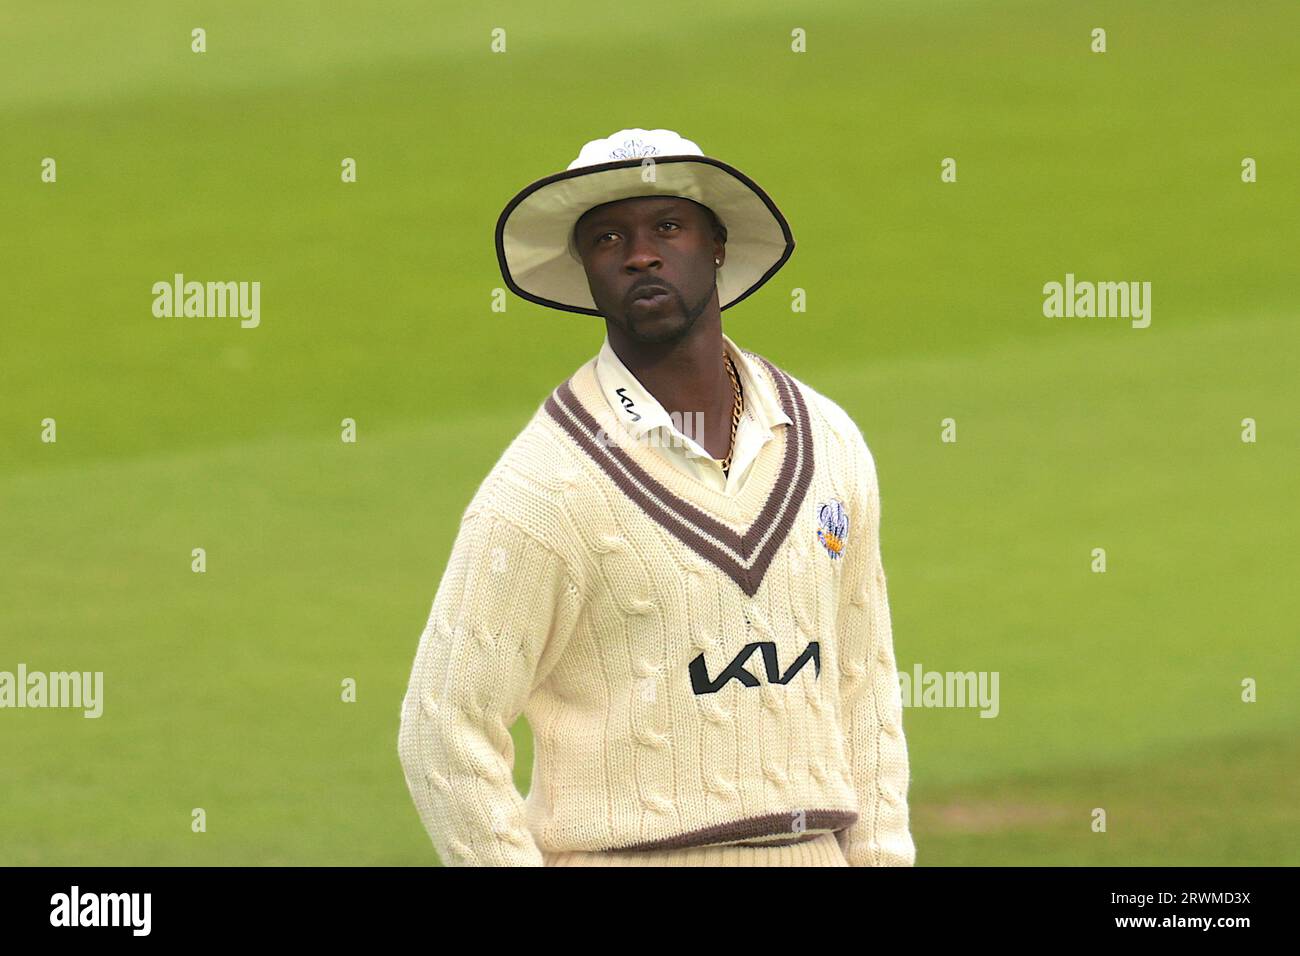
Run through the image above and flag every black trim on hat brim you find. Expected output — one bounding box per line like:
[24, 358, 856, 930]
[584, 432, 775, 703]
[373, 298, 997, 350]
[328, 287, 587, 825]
[494, 154, 796, 318]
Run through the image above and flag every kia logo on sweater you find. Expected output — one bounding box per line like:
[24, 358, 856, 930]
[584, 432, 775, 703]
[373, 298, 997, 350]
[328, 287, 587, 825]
[689, 641, 820, 695]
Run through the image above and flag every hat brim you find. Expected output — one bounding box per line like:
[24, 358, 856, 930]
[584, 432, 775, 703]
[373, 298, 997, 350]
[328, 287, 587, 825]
[495, 155, 794, 317]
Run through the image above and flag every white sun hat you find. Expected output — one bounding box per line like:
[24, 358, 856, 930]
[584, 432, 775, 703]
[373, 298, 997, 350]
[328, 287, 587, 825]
[495, 127, 795, 316]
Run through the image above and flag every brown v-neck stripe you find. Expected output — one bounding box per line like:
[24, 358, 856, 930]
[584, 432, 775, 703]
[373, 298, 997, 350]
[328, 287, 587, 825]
[543, 351, 815, 598]
[546, 352, 812, 564]
[553, 352, 805, 554]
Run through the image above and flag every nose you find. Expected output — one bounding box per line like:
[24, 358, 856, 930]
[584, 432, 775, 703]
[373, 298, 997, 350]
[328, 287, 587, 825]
[623, 226, 663, 273]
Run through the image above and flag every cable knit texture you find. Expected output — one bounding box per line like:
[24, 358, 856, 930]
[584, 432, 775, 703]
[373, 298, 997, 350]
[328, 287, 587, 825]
[397, 345, 915, 867]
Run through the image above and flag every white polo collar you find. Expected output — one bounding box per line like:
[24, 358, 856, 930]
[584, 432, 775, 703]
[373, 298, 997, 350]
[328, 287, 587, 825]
[594, 331, 792, 457]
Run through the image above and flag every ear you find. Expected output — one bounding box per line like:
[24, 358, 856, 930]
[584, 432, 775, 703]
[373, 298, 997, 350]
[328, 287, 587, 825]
[709, 209, 728, 247]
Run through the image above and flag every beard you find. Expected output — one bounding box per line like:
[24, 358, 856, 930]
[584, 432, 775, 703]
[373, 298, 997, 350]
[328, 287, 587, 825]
[621, 284, 715, 345]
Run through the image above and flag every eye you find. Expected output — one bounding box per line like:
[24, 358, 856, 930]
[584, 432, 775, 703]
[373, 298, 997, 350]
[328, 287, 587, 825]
[592, 221, 679, 247]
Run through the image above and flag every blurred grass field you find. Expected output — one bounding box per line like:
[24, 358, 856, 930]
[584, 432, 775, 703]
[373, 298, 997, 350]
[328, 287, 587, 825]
[2, 0, 1297, 865]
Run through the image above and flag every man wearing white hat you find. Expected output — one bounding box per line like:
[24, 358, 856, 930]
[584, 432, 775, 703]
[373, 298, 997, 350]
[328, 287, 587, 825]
[398, 128, 916, 867]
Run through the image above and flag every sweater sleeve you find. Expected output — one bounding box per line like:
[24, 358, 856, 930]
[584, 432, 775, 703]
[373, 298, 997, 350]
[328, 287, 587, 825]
[397, 505, 584, 866]
[833, 426, 917, 866]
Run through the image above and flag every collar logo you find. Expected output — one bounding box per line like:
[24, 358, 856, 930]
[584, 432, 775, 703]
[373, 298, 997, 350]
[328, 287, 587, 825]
[816, 500, 848, 559]
[614, 387, 640, 421]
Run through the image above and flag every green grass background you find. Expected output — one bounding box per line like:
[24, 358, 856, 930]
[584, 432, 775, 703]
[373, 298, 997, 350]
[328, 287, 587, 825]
[2, 0, 1296, 865]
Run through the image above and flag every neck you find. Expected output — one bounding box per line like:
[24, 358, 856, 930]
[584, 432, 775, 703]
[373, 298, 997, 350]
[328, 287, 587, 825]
[605, 314, 735, 459]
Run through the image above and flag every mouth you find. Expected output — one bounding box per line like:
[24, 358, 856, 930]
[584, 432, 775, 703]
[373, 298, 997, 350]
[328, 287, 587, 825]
[630, 285, 671, 309]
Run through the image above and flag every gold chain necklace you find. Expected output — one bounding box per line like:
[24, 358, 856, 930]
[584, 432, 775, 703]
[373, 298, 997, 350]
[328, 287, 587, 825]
[719, 353, 743, 476]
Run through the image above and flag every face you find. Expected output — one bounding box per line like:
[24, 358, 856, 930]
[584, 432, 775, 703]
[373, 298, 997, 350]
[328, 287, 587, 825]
[573, 196, 724, 344]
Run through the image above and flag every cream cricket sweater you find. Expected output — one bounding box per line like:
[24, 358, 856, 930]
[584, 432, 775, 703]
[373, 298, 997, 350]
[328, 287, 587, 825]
[397, 344, 916, 866]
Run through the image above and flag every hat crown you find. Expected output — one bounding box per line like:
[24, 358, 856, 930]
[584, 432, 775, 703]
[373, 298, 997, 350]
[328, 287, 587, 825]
[567, 128, 703, 171]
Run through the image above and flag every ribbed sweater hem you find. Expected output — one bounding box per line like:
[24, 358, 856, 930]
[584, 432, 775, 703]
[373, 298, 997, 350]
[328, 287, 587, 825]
[541, 831, 848, 867]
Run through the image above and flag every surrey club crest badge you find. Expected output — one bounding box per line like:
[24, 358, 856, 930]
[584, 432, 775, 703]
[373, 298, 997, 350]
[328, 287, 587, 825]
[816, 500, 849, 559]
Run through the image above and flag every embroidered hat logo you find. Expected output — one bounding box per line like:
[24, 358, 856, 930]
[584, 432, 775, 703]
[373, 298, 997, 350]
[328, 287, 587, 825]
[605, 135, 659, 161]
